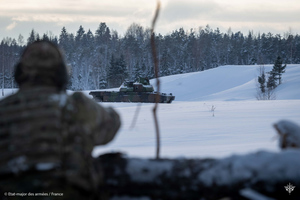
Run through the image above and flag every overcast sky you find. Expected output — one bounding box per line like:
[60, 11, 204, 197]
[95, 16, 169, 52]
[1, 0, 300, 42]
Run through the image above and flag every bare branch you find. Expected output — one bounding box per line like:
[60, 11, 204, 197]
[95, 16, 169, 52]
[129, 103, 142, 130]
[151, 0, 161, 160]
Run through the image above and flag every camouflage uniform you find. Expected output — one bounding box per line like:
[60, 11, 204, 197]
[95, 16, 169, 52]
[0, 41, 120, 199]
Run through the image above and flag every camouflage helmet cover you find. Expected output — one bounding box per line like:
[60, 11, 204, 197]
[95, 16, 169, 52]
[15, 40, 68, 91]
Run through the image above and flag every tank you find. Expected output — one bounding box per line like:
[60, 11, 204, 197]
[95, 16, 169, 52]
[89, 77, 175, 103]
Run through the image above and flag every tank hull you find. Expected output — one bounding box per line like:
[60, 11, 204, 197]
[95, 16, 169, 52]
[89, 91, 175, 103]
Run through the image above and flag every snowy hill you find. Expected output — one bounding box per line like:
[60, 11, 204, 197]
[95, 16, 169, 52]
[151, 64, 300, 101]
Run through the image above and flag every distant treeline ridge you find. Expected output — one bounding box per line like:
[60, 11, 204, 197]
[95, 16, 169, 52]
[1, 23, 299, 90]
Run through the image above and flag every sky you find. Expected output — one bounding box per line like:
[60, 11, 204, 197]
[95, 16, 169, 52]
[1, 0, 300, 42]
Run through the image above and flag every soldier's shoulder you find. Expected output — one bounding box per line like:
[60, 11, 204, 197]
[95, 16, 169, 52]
[70, 92, 102, 113]
[71, 91, 86, 100]
[70, 92, 95, 104]
[0, 92, 20, 107]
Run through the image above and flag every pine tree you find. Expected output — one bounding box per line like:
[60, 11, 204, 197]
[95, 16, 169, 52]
[160, 49, 171, 76]
[116, 54, 128, 82]
[59, 27, 68, 42]
[258, 71, 266, 93]
[42, 33, 50, 41]
[272, 56, 286, 85]
[75, 25, 85, 46]
[267, 70, 277, 90]
[95, 22, 111, 44]
[107, 54, 116, 83]
[133, 61, 143, 80]
[27, 29, 36, 45]
[107, 54, 128, 88]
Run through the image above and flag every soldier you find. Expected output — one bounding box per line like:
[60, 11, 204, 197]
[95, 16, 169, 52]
[0, 41, 120, 199]
[274, 120, 300, 149]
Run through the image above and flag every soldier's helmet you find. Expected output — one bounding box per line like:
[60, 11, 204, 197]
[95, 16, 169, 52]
[14, 40, 68, 91]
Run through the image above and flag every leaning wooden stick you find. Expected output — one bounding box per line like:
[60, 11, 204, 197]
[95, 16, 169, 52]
[151, 0, 161, 159]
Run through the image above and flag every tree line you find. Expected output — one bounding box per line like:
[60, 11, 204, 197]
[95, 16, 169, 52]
[1, 23, 300, 90]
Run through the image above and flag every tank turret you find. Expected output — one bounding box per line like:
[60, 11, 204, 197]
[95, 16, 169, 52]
[120, 77, 154, 93]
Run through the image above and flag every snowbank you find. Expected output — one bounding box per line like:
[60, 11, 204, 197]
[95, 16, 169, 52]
[151, 64, 300, 101]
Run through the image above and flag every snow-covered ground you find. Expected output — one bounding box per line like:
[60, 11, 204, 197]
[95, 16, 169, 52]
[1, 64, 300, 159]
[92, 64, 300, 159]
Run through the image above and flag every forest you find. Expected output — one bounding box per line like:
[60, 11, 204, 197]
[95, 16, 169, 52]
[1, 22, 299, 90]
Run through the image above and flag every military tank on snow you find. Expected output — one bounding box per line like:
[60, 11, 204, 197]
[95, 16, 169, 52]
[89, 77, 175, 103]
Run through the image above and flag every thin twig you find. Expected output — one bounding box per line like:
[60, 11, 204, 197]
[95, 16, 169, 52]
[151, 0, 161, 160]
[129, 103, 142, 130]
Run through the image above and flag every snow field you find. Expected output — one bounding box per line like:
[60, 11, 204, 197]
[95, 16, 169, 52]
[93, 64, 300, 158]
[92, 100, 300, 158]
